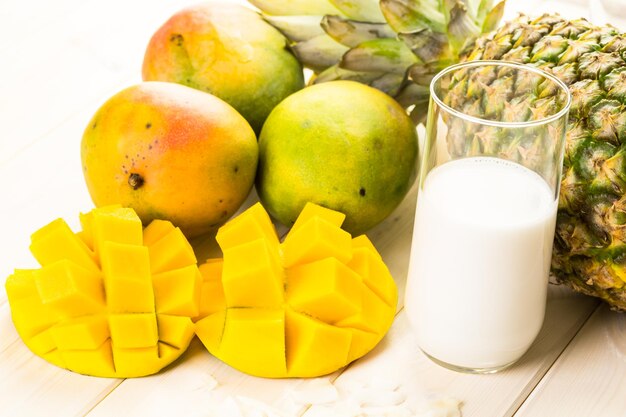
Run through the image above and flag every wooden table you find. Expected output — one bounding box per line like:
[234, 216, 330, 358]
[1, 0, 624, 415]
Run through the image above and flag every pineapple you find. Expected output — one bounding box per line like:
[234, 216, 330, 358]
[249, 0, 506, 121]
[254, 1, 626, 311]
[461, 14, 626, 311]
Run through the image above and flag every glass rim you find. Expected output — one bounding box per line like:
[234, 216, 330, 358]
[429, 60, 572, 128]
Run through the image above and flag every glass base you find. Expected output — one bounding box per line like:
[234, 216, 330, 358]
[422, 350, 517, 374]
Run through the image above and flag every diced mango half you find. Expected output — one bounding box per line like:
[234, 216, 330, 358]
[196, 202, 397, 378]
[5, 206, 201, 378]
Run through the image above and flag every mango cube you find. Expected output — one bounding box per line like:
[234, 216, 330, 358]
[285, 309, 352, 377]
[222, 239, 284, 308]
[51, 315, 109, 351]
[287, 258, 362, 323]
[27, 328, 57, 355]
[35, 260, 105, 317]
[196, 202, 397, 378]
[60, 340, 115, 377]
[282, 216, 352, 268]
[109, 313, 159, 349]
[29, 219, 98, 273]
[287, 202, 346, 236]
[152, 265, 201, 316]
[5, 206, 201, 378]
[196, 259, 226, 319]
[5, 269, 37, 301]
[218, 308, 286, 377]
[91, 207, 143, 256]
[142, 219, 176, 246]
[216, 202, 279, 251]
[147, 227, 197, 274]
[100, 241, 154, 313]
[156, 315, 195, 349]
[347, 242, 397, 307]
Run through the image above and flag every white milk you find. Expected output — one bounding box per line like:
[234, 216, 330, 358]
[405, 156, 557, 371]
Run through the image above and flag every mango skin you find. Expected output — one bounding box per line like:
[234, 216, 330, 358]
[256, 81, 419, 235]
[142, 3, 305, 134]
[81, 82, 258, 238]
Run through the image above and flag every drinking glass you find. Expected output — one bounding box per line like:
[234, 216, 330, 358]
[405, 61, 571, 373]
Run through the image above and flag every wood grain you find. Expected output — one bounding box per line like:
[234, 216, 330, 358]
[515, 305, 626, 416]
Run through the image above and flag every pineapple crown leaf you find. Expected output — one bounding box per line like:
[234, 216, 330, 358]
[380, 0, 447, 34]
[340, 38, 419, 73]
[247, 0, 344, 16]
[321, 15, 396, 48]
[329, 0, 387, 21]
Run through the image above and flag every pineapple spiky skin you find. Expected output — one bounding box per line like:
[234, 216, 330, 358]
[460, 14, 626, 311]
[250, 0, 506, 122]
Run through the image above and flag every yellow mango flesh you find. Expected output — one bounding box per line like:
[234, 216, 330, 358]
[195, 202, 397, 378]
[5, 206, 201, 378]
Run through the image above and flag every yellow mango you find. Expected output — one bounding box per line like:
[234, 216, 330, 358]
[286, 258, 362, 323]
[100, 242, 154, 314]
[222, 239, 284, 308]
[91, 207, 143, 256]
[217, 308, 286, 378]
[285, 309, 352, 377]
[146, 227, 196, 274]
[51, 316, 110, 351]
[29, 219, 98, 273]
[153, 265, 202, 316]
[195, 202, 397, 378]
[156, 315, 195, 349]
[60, 339, 116, 377]
[28, 328, 57, 356]
[195, 310, 226, 353]
[286, 202, 346, 236]
[109, 313, 159, 349]
[347, 242, 397, 308]
[196, 259, 226, 320]
[5, 206, 201, 378]
[216, 202, 279, 251]
[282, 216, 352, 268]
[34, 260, 105, 317]
[142, 219, 176, 246]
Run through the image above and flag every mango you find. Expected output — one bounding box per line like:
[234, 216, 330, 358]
[5, 206, 201, 378]
[142, 3, 304, 134]
[256, 80, 419, 235]
[195, 202, 397, 378]
[81, 82, 258, 238]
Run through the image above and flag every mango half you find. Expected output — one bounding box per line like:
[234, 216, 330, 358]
[195, 203, 397, 378]
[5, 206, 201, 378]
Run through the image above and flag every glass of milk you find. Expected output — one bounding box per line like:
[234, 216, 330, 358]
[405, 61, 571, 373]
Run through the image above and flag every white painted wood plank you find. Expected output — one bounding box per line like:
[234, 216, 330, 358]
[0, 339, 122, 417]
[515, 305, 626, 417]
[304, 290, 598, 417]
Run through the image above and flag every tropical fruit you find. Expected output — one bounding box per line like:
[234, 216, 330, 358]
[256, 80, 418, 235]
[142, 3, 305, 133]
[81, 82, 258, 238]
[5, 206, 201, 378]
[458, 15, 626, 311]
[250, 0, 505, 121]
[195, 202, 397, 378]
[256, 0, 626, 311]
